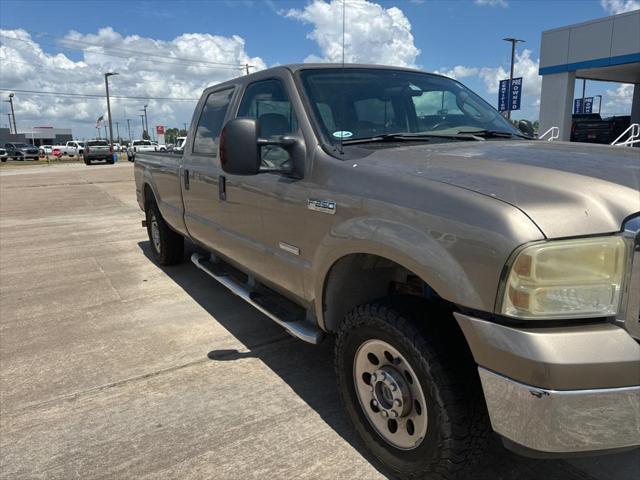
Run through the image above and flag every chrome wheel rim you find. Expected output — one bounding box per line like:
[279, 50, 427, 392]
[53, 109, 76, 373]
[150, 213, 161, 253]
[354, 339, 428, 450]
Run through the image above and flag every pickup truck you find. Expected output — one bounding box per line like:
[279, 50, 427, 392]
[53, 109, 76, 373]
[53, 140, 85, 157]
[135, 64, 640, 480]
[83, 139, 114, 165]
[4, 142, 39, 160]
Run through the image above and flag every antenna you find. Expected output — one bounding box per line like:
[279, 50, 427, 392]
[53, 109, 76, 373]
[339, 0, 346, 155]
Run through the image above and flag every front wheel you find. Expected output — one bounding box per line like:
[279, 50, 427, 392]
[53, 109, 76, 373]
[335, 299, 489, 480]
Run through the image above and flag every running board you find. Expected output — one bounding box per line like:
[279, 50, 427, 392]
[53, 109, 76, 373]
[191, 253, 323, 344]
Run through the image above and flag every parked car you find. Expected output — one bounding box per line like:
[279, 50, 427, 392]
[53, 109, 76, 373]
[570, 114, 611, 143]
[151, 141, 167, 152]
[83, 140, 114, 165]
[173, 136, 187, 154]
[134, 64, 640, 479]
[131, 140, 157, 153]
[52, 140, 85, 157]
[39, 145, 53, 155]
[0, 148, 7, 162]
[4, 143, 39, 160]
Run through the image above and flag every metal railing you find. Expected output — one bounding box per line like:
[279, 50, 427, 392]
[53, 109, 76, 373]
[611, 123, 640, 147]
[538, 126, 559, 141]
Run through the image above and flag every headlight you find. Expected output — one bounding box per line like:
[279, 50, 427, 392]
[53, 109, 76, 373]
[500, 236, 627, 319]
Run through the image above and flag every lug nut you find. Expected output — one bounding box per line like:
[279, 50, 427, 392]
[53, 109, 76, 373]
[390, 384, 397, 392]
[381, 410, 389, 417]
[394, 399, 402, 407]
[372, 399, 378, 407]
[379, 372, 387, 380]
[371, 373, 377, 383]
[390, 410, 399, 418]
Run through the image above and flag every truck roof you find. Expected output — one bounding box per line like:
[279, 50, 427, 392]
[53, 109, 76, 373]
[205, 63, 448, 93]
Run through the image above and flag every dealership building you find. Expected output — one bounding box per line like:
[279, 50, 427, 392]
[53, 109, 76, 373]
[538, 9, 640, 141]
[0, 126, 73, 147]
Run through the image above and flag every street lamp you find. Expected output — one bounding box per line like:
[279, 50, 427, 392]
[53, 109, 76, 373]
[139, 114, 145, 139]
[140, 105, 148, 138]
[502, 38, 525, 120]
[126, 118, 132, 142]
[104, 72, 119, 154]
[5, 94, 17, 134]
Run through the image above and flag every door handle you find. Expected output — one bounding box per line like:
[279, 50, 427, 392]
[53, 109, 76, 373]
[219, 175, 226, 201]
[184, 169, 190, 190]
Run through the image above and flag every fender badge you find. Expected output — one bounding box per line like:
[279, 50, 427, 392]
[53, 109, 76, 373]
[307, 198, 336, 215]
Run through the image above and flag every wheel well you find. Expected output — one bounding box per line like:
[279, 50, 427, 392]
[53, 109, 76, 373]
[143, 183, 155, 208]
[322, 253, 446, 333]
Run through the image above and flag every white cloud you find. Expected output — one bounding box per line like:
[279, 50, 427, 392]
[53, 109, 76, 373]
[474, 0, 509, 7]
[0, 28, 266, 139]
[437, 49, 542, 111]
[600, 0, 640, 14]
[284, 0, 420, 67]
[602, 83, 634, 115]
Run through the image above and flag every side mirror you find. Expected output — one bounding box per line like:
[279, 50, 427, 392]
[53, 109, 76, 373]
[220, 117, 304, 177]
[220, 118, 261, 175]
[517, 120, 534, 137]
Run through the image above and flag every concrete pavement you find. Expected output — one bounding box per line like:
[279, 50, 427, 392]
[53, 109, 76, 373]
[0, 162, 638, 479]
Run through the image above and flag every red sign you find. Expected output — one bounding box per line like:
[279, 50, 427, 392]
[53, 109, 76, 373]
[156, 125, 165, 135]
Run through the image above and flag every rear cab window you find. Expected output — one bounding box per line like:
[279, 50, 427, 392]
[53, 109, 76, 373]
[193, 88, 235, 155]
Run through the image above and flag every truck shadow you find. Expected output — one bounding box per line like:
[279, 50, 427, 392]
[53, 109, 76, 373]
[139, 240, 609, 480]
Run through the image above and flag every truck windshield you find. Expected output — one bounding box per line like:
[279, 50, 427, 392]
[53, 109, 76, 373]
[87, 141, 108, 146]
[299, 68, 522, 143]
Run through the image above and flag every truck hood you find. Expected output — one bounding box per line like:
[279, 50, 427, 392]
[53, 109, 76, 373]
[361, 140, 640, 238]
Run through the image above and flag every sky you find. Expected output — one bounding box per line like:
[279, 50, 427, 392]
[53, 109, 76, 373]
[0, 0, 638, 140]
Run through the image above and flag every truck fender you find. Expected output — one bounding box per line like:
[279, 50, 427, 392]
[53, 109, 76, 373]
[312, 217, 483, 332]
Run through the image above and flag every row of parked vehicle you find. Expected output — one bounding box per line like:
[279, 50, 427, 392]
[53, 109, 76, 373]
[1, 138, 183, 163]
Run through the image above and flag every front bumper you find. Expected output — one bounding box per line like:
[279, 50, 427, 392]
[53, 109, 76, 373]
[455, 313, 640, 454]
[479, 367, 640, 455]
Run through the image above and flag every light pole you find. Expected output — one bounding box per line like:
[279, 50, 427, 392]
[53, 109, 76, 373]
[183, 122, 187, 133]
[115, 121, 120, 143]
[7, 113, 12, 133]
[141, 105, 148, 137]
[595, 94, 603, 114]
[502, 38, 525, 120]
[104, 72, 119, 153]
[7, 93, 17, 134]
[126, 118, 132, 142]
[139, 114, 145, 139]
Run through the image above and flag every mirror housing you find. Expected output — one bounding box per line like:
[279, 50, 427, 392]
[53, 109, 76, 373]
[220, 117, 304, 177]
[517, 119, 534, 137]
[220, 118, 261, 175]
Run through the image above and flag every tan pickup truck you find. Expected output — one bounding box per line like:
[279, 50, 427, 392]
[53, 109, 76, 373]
[135, 64, 640, 480]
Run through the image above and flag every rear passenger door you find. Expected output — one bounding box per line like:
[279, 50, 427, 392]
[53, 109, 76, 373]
[181, 86, 243, 252]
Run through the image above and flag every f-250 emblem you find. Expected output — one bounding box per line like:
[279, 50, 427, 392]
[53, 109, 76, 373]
[307, 198, 336, 215]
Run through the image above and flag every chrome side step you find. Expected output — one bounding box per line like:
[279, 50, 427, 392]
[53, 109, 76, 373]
[191, 253, 323, 344]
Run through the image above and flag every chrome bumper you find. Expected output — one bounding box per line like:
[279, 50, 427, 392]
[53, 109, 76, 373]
[479, 368, 640, 454]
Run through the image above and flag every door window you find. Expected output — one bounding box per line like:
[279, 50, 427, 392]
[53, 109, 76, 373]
[237, 79, 298, 168]
[193, 88, 234, 155]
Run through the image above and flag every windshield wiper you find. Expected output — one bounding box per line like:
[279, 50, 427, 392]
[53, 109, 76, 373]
[341, 132, 479, 145]
[453, 129, 530, 139]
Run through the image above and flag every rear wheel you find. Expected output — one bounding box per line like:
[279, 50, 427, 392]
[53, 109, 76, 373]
[145, 200, 184, 265]
[335, 299, 489, 480]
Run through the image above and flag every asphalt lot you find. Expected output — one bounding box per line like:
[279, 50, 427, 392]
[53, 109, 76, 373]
[0, 162, 638, 479]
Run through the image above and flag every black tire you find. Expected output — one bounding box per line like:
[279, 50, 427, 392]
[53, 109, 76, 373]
[107, 158, 115, 164]
[335, 298, 489, 480]
[145, 199, 184, 265]
[84, 159, 91, 165]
